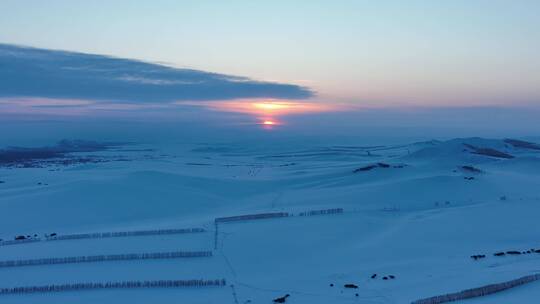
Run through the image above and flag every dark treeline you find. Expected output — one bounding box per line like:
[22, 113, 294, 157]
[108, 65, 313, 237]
[0, 140, 120, 166]
[0, 279, 226, 295]
[411, 274, 540, 304]
[0, 251, 213, 268]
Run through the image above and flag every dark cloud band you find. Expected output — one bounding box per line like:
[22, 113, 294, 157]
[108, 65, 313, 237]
[0, 43, 313, 103]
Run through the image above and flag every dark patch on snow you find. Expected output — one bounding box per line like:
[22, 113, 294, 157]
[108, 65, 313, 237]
[504, 139, 540, 150]
[463, 144, 514, 159]
[115, 148, 155, 152]
[471, 254, 486, 260]
[461, 165, 483, 173]
[455, 236, 538, 263]
[332, 145, 386, 150]
[354, 164, 378, 172]
[353, 162, 401, 173]
[185, 163, 212, 166]
[272, 294, 290, 303]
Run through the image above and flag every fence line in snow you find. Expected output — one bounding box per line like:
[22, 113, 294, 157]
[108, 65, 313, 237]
[215, 212, 289, 223]
[212, 208, 344, 250]
[214, 208, 346, 224]
[213, 222, 219, 250]
[0, 239, 40, 246]
[297, 208, 344, 217]
[0, 279, 226, 296]
[0, 251, 213, 269]
[230, 284, 240, 304]
[48, 228, 206, 241]
[0, 228, 206, 247]
[411, 274, 540, 304]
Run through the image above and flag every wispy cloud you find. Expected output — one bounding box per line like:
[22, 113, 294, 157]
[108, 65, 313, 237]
[0, 43, 313, 103]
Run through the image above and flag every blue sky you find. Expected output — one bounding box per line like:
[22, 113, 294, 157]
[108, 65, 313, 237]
[1, 0, 539, 106]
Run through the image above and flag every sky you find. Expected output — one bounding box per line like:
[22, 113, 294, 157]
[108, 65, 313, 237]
[1, 1, 540, 143]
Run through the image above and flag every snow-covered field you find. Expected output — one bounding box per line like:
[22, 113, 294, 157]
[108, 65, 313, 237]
[0, 137, 539, 303]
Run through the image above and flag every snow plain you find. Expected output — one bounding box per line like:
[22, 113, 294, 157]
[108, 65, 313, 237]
[0, 137, 539, 303]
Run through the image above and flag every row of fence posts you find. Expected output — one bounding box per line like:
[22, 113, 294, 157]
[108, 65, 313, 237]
[49, 228, 206, 241]
[0, 239, 40, 246]
[213, 208, 344, 250]
[214, 222, 219, 250]
[0, 227, 221, 297]
[297, 208, 344, 217]
[0, 279, 227, 295]
[214, 208, 344, 224]
[0, 251, 213, 268]
[215, 212, 289, 223]
[1, 228, 206, 247]
[411, 274, 540, 304]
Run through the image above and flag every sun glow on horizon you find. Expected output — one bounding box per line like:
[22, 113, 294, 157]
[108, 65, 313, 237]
[175, 98, 345, 130]
[183, 99, 340, 116]
[252, 102, 290, 111]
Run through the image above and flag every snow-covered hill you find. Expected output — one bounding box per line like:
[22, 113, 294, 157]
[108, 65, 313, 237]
[0, 137, 539, 303]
